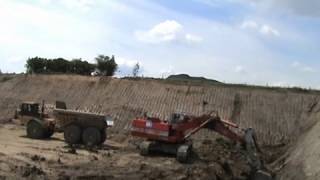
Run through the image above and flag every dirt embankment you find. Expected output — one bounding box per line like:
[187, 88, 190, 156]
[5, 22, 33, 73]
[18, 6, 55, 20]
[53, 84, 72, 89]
[1, 75, 319, 145]
[0, 74, 320, 179]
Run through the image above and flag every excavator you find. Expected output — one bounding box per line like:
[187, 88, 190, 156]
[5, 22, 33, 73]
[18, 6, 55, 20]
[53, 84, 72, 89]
[131, 111, 272, 180]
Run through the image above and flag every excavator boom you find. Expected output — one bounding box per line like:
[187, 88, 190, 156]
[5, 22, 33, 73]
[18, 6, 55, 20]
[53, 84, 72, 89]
[131, 111, 272, 179]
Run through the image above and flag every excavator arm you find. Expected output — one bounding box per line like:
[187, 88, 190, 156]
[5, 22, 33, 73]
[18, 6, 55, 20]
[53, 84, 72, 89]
[203, 116, 272, 180]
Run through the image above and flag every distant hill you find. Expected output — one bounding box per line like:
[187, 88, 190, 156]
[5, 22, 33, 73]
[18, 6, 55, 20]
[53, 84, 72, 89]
[166, 74, 222, 84]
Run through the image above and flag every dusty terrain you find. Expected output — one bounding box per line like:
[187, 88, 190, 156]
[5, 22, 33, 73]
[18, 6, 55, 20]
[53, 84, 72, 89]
[0, 123, 253, 180]
[0, 74, 320, 179]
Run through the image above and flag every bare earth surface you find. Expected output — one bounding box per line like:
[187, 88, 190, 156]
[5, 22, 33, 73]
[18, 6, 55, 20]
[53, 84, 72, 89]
[1, 75, 320, 179]
[0, 123, 253, 180]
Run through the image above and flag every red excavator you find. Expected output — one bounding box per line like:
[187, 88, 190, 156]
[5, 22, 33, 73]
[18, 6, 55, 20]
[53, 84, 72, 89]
[131, 111, 272, 180]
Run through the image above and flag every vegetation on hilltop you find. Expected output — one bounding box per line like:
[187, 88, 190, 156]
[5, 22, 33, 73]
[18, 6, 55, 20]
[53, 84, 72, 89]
[25, 55, 118, 76]
[166, 74, 222, 84]
[95, 55, 118, 76]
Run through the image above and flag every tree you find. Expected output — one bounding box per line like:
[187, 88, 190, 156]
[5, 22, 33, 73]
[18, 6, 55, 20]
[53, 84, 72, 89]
[70, 59, 95, 75]
[132, 63, 140, 77]
[25, 57, 47, 74]
[44, 58, 69, 73]
[95, 55, 118, 76]
[0, 69, 2, 75]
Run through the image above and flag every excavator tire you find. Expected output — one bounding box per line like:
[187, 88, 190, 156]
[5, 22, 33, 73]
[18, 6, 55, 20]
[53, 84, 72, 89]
[176, 144, 191, 163]
[27, 120, 45, 139]
[64, 124, 82, 145]
[82, 127, 101, 147]
[139, 141, 152, 156]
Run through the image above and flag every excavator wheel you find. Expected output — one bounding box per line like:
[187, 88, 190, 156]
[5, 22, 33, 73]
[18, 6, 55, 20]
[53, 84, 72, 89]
[64, 124, 82, 145]
[176, 144, 191, 163]
[100, 130, 106, 145]
[139, 141, 152, 156]
[82, 127, 101, 147]
[27, 120, 45, 139]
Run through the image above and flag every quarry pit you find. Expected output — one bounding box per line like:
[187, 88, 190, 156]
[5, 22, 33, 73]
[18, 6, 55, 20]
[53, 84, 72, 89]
[1, 75, 320, 180]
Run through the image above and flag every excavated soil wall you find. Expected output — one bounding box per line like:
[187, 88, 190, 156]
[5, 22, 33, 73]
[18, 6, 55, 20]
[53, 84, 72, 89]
[1, 75, 319, 147]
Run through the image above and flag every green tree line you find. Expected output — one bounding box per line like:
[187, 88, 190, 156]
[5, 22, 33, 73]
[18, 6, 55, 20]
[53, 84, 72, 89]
[25, 55, 118, 76]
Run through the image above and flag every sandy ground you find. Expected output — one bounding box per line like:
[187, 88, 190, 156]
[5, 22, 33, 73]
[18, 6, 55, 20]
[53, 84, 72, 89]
[0, 122, 256, 180]
[2, 75, 320, 179]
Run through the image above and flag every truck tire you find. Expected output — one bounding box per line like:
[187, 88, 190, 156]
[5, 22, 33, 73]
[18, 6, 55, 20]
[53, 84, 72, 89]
[27, 120, 45, 139]
[82, 127, 101, 147]
[64, 124, 82, 145]
[176, 144, 191, 163]
[100, 130, 106, 145]
[44, 128, 54, 138]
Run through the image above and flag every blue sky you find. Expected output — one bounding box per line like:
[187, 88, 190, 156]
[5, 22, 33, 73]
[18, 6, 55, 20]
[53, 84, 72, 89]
[0, 0, 319, 88]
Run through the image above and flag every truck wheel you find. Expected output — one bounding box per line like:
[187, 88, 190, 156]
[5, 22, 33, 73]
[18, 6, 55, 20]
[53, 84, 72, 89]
[45, 129, 54, 138]
[176, 144, 191, 163]
[64, 124, 82, 145]
[100, 130, 106, 145]
[27, 120, 45, 139]
[82, 127, 101, 147]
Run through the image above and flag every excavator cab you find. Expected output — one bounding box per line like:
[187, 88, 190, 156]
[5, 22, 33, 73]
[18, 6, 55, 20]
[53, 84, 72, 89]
[170, 113, 190, 124]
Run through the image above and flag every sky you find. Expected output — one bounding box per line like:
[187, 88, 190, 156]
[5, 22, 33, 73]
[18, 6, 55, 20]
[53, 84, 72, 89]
[0, 0, 319, 88]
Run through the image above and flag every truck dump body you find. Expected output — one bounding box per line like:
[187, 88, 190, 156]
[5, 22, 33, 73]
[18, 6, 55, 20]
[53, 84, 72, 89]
[53, 109, 107, 131]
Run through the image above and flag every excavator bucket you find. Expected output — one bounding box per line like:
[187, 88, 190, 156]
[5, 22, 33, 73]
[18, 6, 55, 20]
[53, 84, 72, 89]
[244, 128, 273, 180]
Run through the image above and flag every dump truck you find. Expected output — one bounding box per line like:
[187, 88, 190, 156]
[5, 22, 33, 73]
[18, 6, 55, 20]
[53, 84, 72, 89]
[15, 101, 113, 146]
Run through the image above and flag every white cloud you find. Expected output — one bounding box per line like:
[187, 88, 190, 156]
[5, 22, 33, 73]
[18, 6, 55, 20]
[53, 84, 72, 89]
[36, 0, 96, 12]
[260, 25, 280, 37]
[59, 0, 96, 12]
[0, 0, 319, 88]
[235, 65, 246, 73]
[135, 20, 203, 44]
[6, 56, 25, 63]
[116, 57, 139, 67]
[301, 67, 315, 73]
[135, 20, 183, 43]
[115, 57, 143, 77]
[39, 0, 52, 5]
[291, 61, 316, 73]
[291, 61, 301, 68]
[241, 20, 259, 30]
[241, 20, 280, 37]
[185, 34, 203, 43]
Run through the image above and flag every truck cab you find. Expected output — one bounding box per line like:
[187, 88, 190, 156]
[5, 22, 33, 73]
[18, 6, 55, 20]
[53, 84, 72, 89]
[15, 102, 42, 125]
